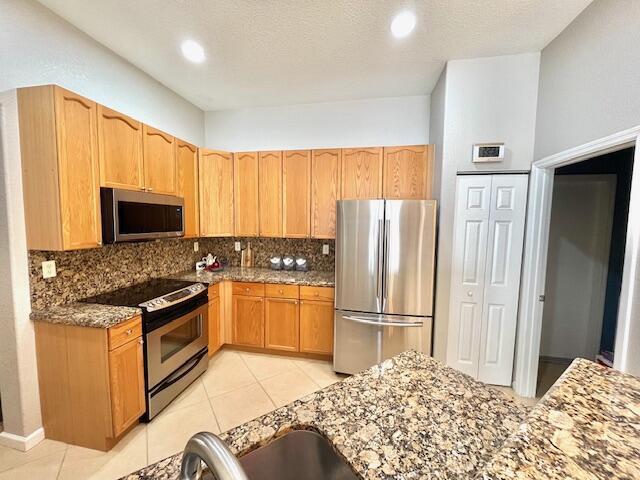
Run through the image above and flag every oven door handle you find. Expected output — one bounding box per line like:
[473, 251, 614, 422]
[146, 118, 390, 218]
[150, 349, 207, 397]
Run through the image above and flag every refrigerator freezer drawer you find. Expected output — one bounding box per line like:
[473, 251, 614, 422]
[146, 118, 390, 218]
[333, 311, 426, 375]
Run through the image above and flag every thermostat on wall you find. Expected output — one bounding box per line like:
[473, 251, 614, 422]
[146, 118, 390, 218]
[472, 143, 505, 163]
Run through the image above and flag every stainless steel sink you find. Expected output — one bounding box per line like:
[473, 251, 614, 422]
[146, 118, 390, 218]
[238, 430, 359, 480]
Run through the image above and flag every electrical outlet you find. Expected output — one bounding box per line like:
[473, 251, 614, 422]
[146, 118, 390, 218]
[193, 241, 199, 252]
[322, 244, 330, 255]
[235, 241, 241, 252]
[42, 260, 57, 279]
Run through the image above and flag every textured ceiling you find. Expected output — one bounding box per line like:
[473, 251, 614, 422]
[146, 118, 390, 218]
[37, 0, 592, 110]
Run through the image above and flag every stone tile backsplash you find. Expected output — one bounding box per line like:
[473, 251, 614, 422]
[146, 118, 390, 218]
[29, 237, 334, 310]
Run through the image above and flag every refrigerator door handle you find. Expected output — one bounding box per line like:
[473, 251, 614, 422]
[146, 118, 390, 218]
[383, 219, 390, 308]
[376, 219, 384, 310]
[343, 315, 422, 328]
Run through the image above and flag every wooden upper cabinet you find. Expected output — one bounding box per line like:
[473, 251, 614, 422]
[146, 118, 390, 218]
[341, 147, 383, 199]
[143, 125, 176, 195]
[18, 85, 102, 250]
[176, 140, 199, 238]
[311, 149, 341, 239]
[283, 150, 311, 238]
[234, 152, 259, 236]
[199, 149, 234, 236]
[383, 145, 434, 199]
[259, 151, 283, 237]
[97, 105, 144, 191]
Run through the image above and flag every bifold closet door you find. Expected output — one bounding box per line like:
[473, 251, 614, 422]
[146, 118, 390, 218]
[447, 176, 492, 378]
[447, 174, 528, 385]
[477, 175, 528, 385]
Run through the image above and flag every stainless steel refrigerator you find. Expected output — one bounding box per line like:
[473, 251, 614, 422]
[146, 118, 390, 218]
[333, 199, 437, 374]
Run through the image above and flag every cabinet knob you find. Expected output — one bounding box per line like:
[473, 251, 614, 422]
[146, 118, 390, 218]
[294, 301, 298, 305]
[259, 298, 263, 302]
[147, 187, 153, 192]
[279, 289, 284, 294]
[314, 292, 319, 297]
[138, 338, 144, 344]
[245, 288, 250, 292]
[126, 329, 133, 335]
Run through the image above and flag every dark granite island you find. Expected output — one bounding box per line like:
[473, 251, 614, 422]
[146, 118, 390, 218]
[123, 351, 528, 479]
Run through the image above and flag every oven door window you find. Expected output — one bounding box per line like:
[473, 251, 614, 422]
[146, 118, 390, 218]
[161, 314, 202, 362]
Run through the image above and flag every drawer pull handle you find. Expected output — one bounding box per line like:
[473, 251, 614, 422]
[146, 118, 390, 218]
[126, 329, 133, 335]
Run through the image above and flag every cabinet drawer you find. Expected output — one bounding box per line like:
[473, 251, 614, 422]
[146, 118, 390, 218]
[208, 283, 220, 299]
[265, 283, 299, 299]
[108, 316, 142, 351]
[232, 282, 265, 297]
[300, 286, 334, 302]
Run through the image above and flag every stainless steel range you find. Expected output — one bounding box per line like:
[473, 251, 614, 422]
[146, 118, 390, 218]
[82, 278, 208, 420]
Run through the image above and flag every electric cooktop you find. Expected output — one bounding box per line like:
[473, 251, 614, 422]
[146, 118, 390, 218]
[81, 278, 197, 308]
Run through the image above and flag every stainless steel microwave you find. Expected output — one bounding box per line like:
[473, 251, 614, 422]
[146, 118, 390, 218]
[100, 188, 184, 243]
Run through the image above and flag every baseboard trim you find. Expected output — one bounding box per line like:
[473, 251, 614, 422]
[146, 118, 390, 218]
[0, 427, 45, 451]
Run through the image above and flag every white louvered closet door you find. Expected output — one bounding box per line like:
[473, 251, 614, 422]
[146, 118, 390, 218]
[447, 174, 528, 385]
[446, 175, 492, 379]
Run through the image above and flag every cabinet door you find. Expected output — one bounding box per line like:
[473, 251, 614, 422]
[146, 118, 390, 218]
[176, 140, 199, 238]
[209, 296, 221, 354]
[383, 145, 433, 199]
[446, 175, 492, 380]
[199, 149, 234, 236]
[143, 125, 176, 194]
[97, 105, 144, 191]
[341, 147, 383, 199]
[54, 87, 102, 249]
[259, 151, 282, 237]
[299, 300, 334, 355]
[232, 295, 264, 347]
[234, 152, 259, 236]
[109, 338, 145, 437]
[283, 150, 311, 238]
[265, 298, 299, 352]
[311, 149, 341, 239]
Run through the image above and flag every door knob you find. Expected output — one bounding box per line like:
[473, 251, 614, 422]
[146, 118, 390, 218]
[467, 291, 473, 297]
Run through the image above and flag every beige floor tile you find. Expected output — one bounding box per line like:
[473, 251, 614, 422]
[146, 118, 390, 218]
[239, 351, 298, 380]
[161, 378, 209, 416]
[293, 358, 348, 388]
[201, 350, 256, 397]
[147, 400, 219, 464]
[58, 424, 147, 480]
[210, 383, 276, 432]
[0, 449, 66, 480]
[0, 438, 67, 473]
[260, 369, 320, 408]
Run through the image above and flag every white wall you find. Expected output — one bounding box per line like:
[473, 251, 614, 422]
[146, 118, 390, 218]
[0, 90, 43, 449]
[0, 0, 204, 145]
[534, 0, 640, 160]
[205, 96, 430, 151]
[430, 53, 540, 361]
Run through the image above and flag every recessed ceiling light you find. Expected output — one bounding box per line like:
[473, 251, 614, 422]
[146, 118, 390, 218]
[181, 39, 206, 63]
[390, 11, 416, 38]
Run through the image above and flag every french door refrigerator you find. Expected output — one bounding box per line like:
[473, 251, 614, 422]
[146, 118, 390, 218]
[333, 199, 437, 374]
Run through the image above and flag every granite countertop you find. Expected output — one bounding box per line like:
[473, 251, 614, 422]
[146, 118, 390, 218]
[30, 303, 142, 328]
[478, 358, 640, 480]
[124, 351, 528, 480]
[171, 266, 335, 287]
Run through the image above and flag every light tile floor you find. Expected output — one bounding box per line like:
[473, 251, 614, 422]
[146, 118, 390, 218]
[0, 350, 537, 479]
[0, 349, 346, 480]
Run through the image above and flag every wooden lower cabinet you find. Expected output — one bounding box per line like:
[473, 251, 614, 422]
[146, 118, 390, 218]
[34, 316, 145, 450]
[109, 337, 145, 437]
[232, 294, 265, 347]
[209, 295, 222, 354]
[265, 298, 299, 352]
[299, 300, 334, 355]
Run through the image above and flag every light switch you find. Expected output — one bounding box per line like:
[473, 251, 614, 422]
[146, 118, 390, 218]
[193, 241, 199, 252]
[322, 244, 330, 255]
[235, 241, 241, 252]
[42, 260, 57, 279]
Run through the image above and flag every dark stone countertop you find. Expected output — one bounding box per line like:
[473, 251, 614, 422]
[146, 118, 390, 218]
[30, 302, 141, 328]
[170, 267, 335, 287]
